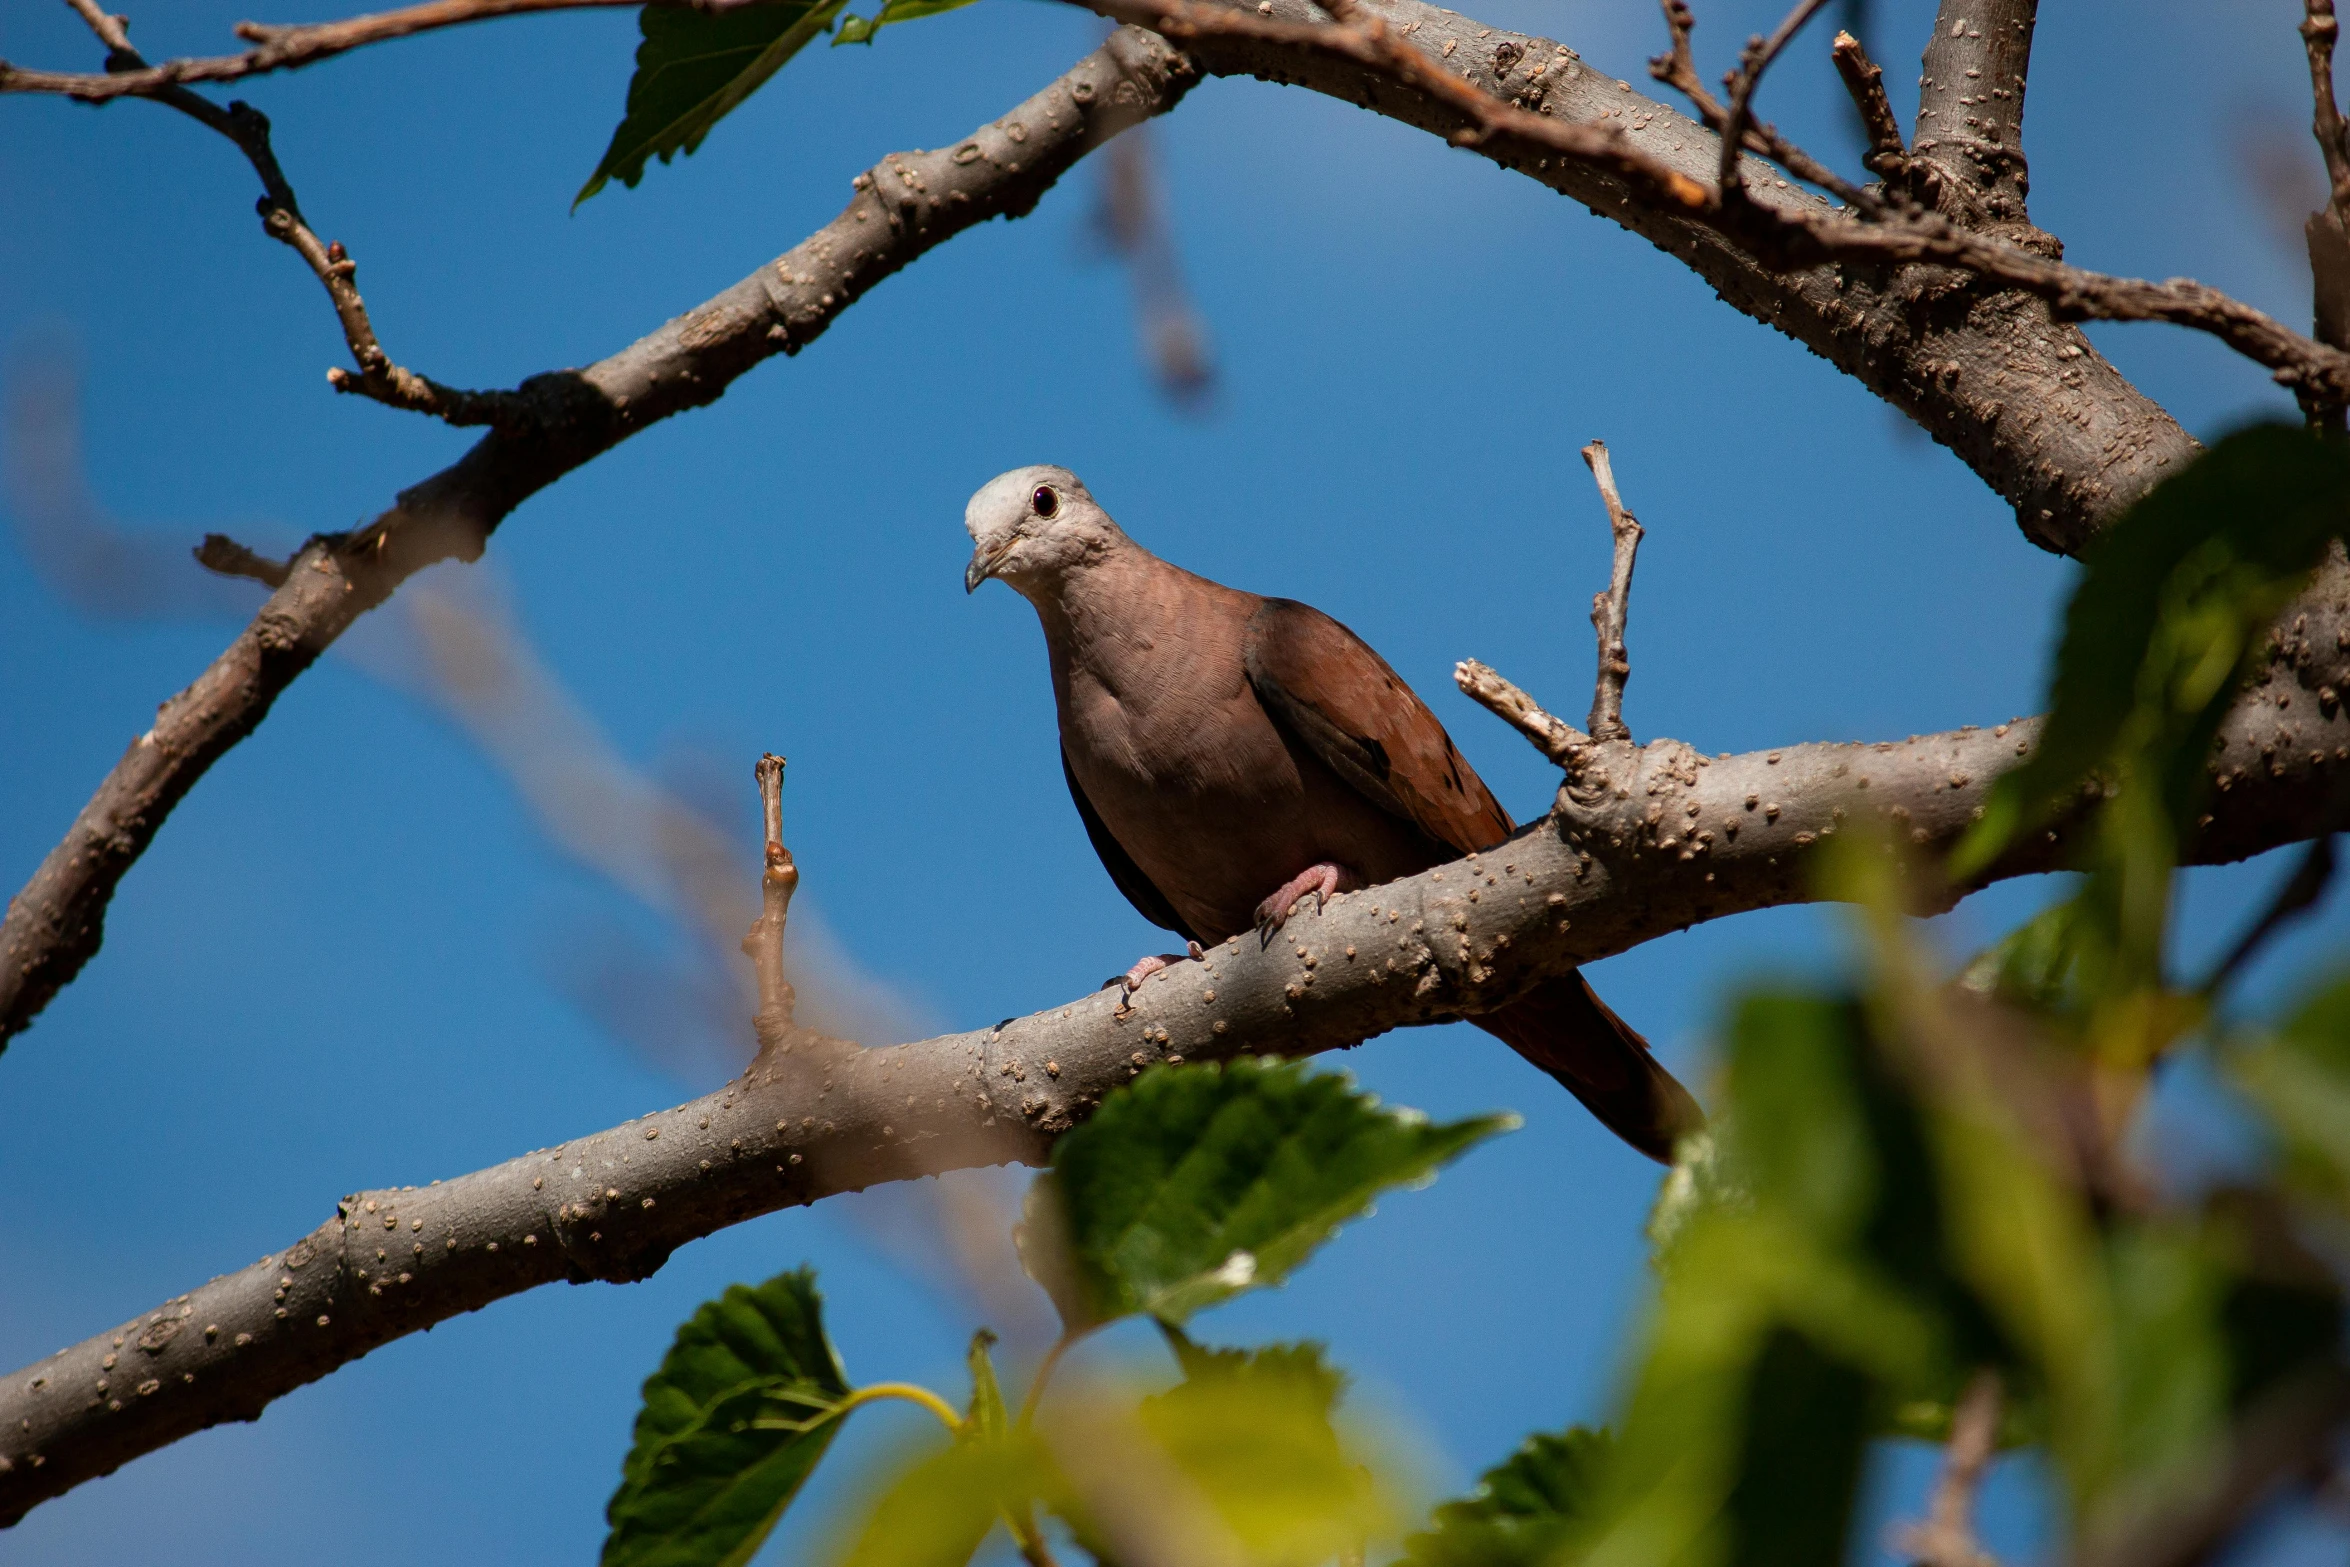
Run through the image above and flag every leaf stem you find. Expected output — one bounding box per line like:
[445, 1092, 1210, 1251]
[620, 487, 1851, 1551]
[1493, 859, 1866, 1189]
[840, 1381, 965, 1434]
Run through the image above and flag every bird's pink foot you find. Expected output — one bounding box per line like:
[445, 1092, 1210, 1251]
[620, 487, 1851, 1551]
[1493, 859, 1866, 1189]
[1255, 863, 1357, 945]
[1105, 940, 1207, 994]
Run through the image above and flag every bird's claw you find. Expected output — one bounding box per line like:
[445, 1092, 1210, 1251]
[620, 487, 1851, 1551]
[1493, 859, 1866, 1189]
[1253, 863, 1355, 947]
[1107, 951, 1193, 994]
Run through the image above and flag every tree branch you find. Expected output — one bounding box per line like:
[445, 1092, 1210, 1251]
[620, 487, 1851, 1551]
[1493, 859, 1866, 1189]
[38, 2, 515, 424]
[1082, 0, 2199, 554]
[1902, 1369, 2002, 1567]
[1579, 440, 1643, 745]
[2303, 0, 2350, 428]
[0, 0, 786, 102]
[1831, 29, 1906, 178]
[1913, 0, 2038, 226]
[11, 640, 2350, 1521]
[0, 26, 1199, 1049]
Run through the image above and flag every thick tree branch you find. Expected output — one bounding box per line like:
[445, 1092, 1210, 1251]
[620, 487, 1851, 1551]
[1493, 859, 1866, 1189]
[1913, 0, 2037, 225]
[0, 27, 1199, 1049]
[1085, 0, 2198, 554]
[11, 630, 2350, 1521]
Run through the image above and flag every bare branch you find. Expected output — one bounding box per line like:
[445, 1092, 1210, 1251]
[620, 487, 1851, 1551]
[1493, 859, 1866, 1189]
[1, 0, 721, 102]
[1913, 0, 2038, 225]
[21, 8, 516, 426]
[13, 650, 2350, 1522]
[191, 533, 293, 588]
[2303, 1, 2350, 426]
[743, 752, 801, 1050]
[1830, 28, 1906, 178]
[1076, 0, 2207, 551]
[1095, 0, 2350, 417]
[1579, 440, 1644, 745]
[1715, 0, 1833, 200]
[1452, 658, 1590, 770]
[0, 26, 1200, 1049]
[1902, 1369, 2002, 1567]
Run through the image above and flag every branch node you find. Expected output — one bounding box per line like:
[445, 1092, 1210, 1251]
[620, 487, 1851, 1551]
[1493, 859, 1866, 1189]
[1580, 440, 1644, 744]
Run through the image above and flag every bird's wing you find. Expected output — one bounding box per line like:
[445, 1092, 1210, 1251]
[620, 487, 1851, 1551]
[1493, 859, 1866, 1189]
[1061, 745, 1202, 944]
[1243, 597, 1515, 855]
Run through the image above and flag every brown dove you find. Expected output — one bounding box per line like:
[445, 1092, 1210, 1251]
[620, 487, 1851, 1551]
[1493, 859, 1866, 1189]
[964, 465, 1702, 1161]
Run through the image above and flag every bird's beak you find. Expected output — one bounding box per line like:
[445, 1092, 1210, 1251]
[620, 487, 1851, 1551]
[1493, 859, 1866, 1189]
[965, 540, 1010, 594]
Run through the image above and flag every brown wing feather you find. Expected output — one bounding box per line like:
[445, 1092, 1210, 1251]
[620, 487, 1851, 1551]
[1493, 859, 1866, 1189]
[1243, 598, 1513, 855]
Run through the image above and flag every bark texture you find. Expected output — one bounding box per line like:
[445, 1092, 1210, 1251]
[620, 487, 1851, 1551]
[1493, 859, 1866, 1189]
[0, 26, 1197, 1049]
[10, 608, 2350, 1522]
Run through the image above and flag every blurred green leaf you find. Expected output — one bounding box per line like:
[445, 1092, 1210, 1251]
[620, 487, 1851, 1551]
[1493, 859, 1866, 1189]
[1107, 1333, 1399, 1567]
[604, 1267, 853, 1567]
[833, 0, 980, 46]
[1158, 1324, 1348, 1418]
[577, 0, 850, 206]
[1721, 1328, 1874, 1567]
[963, 1329, 1008, 1443]
[1400, 1426, 1614, 1567]
[835, 1431, 1042, 1567]
[2233, 971, 2350, 1207]
[1018, 1059, 1513, 1331]
[1957, 896, 2091, 1017]
[1957, 423, 2350, 881]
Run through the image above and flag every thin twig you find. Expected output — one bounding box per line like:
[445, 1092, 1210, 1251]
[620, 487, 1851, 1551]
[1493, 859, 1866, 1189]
[191, 533, 294, 588]
[1830, 28, 1906, 177]
[5, 0, 684, 101]
[1901, 1368, 2003, 1567]
[2202, 833, 2337, 995]
[1715, 0, 1832, 199]
[2306, 1, 2350, 208]
[1579, 441, 1643, 745]
[1453, 659, 1591, 770]
[742, 752, 799, 1050]
[1650, 0, 1872, 210]
[30, 4, 516, 426]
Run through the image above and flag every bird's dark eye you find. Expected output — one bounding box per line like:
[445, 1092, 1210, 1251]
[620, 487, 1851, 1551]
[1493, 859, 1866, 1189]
[1031, 485, 1060, 520]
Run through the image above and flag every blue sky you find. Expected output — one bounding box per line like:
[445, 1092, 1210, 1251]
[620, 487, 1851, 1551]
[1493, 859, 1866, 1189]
[1, 0, 2343, 1561]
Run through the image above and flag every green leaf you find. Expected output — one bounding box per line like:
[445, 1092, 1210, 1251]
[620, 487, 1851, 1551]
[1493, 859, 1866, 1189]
[1400, 1426, 1614, 1567]
[577, 0, 850, 207]
[832, 0, 980, 46]
[963, 1329, 1008, 1442]
[603, 1266, 853, 1567]
[1017, 1059, 1514, 1331]
[1955, 424, 2350, 880]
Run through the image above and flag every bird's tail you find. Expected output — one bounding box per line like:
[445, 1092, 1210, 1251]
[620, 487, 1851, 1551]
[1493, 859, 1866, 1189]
[1473, 973, 1704, 1163]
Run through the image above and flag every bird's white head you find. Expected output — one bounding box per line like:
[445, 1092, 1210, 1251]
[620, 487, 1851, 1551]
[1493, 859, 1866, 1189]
[963, 465, 1125, 597]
